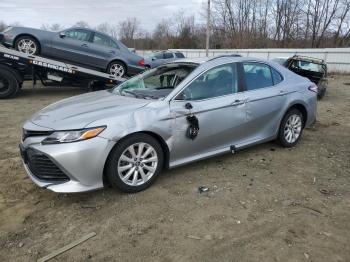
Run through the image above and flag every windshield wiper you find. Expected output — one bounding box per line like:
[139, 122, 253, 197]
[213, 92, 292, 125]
[122, 90, 145, 98]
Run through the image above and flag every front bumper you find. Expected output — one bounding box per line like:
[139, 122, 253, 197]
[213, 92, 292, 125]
[20, 136, 116, 193]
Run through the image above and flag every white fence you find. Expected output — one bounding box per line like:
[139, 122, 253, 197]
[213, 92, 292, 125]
[138, 48, 350, 73]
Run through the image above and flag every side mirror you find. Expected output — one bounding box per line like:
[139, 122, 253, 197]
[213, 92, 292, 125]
[59, 32, 66, 38]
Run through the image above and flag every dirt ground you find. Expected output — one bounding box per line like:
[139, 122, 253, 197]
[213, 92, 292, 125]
[0, 76, 349, 262]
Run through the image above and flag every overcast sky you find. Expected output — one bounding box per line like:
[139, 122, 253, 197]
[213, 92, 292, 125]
[0, 0, 204, 30]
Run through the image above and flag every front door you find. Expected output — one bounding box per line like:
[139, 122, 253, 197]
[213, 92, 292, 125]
[50, 29, 95, 66]
[169, 62, 247, 166]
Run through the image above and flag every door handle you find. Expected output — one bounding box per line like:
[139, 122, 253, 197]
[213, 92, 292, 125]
[81, 43, 88, 47]
[279, 90, 286, 96]
[109, 50, 116, 54]
[231, 99, 245, 106]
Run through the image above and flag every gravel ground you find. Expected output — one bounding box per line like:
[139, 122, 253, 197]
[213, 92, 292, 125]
[0, 76, 349, 262]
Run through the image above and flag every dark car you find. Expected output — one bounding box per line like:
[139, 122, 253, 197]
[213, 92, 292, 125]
[0, 26, 145, 77]
[144, 50, 185, 69]
[272, 55, 327, 99]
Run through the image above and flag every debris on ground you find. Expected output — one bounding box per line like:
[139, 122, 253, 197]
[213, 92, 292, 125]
[198, 186, 209, 194]
[37, 232, 96, 262]
[187, 235, 201, 240]
[319, 189, 331, 195]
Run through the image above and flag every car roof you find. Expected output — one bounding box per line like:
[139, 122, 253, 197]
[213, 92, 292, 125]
[164, 55, 272, 67]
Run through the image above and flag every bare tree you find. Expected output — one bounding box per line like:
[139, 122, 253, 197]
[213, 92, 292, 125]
[74, 20, 90, 28]
[96, 22, 118, 39]
[333, 0, 350, 45]
[118, 17, 140, 47]
[40, 23, 63, 31]
[153, 19, 172, 50]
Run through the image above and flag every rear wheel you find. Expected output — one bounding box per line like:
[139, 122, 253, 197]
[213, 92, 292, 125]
[107, 61, 127, 78]
[0, 68, 19, 99]
[15, 36, 40, 55]
[106, 134, 164, 193]
[278, 109, 304, 147]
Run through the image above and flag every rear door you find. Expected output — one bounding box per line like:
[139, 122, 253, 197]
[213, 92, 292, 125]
[49, 29, 95, 66]
[241, 62, 286, 143]
[87, 32, 121, 69]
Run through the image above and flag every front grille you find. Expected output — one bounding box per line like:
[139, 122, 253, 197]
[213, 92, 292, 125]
[26, 148, 69, 182]
[22, 129, 53, 141]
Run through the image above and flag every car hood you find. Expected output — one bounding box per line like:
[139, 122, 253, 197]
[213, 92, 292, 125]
[30, 90, 150, 130]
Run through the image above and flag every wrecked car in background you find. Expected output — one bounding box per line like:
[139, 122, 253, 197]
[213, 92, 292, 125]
[272, 55, 328, 99]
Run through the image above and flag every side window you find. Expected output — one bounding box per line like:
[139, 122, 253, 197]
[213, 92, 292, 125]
[164, 52, 174, 59]
[93, 33, 118, 48]
[154, 53, 164, 59]
[243, 63, 274, 91]
[177, 63, 238, 101]
[175, 52, 185, 58]
[65, 29, 90, 42]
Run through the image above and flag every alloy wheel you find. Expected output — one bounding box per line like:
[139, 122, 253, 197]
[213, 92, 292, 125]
[109, 63, 125, 77]
[117, 142, 158, 186]
[17, 39, 37, 54]
[284, 114, 302, 144]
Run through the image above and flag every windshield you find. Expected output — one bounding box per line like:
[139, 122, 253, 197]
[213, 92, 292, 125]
[111, 64, 197, 99]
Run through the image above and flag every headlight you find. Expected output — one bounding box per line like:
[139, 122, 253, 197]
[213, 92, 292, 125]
[42, 126, 106, 144]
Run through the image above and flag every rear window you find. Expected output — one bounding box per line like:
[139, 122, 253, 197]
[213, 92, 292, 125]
[271, 68, 283, 85]
[290, 60, 325, 73]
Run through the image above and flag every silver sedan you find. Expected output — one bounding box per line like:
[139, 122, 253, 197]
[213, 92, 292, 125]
[20, 56, 317, 193]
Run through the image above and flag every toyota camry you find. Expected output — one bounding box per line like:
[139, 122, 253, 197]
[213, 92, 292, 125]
[20, 55, 317, 193]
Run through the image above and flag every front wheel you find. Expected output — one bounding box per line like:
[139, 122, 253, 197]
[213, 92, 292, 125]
[15, 36, 40, 55]
[107, 61, 127, 78]
[278, 109, 304, 147]
[106, 134, 164, 193]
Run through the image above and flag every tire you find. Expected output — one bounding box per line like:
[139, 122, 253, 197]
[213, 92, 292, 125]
[107, 61, 127, 77]
[15, 36, 40, 55]
[106, 134, 164, 193]
[0, 68, 19, 99]
[278, 109, 304, 148]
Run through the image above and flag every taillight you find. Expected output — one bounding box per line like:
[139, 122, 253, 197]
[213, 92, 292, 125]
[138, 59, 145, 66]
[308, 83, 318, 93]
